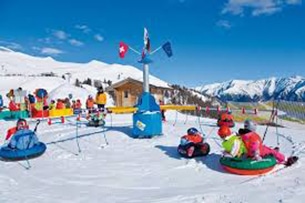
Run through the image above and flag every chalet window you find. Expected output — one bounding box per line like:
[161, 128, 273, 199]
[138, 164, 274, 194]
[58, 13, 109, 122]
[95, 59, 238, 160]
[124, 90, 128, 98]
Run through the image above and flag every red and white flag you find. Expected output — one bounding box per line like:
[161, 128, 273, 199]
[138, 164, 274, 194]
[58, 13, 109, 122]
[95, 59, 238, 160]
[119, 42, 129, 58]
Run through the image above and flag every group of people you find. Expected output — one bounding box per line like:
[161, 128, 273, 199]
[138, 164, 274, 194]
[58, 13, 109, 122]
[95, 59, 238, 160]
[217, 119, 298, 166]
[85, 88, 107, 113]
[49, 98, 82, 111]
[177, 117, 298, 167]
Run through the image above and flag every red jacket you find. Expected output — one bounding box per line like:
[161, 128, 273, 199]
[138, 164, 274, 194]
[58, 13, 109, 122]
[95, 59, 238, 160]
[9, 101, 20, 111]
[181, 134, 203, 144]
[56, 101, 65, 109]
[75, 101, 82, 109]
[241, 132, 263, 158]
[5, 125, 29, 140]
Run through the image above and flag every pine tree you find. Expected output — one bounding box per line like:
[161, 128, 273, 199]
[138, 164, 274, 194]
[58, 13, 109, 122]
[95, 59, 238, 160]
[75, 79, 80, 87]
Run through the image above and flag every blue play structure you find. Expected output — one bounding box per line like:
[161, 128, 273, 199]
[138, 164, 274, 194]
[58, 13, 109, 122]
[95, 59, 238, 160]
[132, 92, 162, 138]
[122, 28, 172, 138]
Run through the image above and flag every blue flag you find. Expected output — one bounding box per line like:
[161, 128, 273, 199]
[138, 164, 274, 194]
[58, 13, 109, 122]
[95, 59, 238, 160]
[162, 42, 173, 57]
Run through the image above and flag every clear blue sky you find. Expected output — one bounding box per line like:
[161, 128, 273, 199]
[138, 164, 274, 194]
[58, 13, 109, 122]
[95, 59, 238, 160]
[0, 0, 304, 87]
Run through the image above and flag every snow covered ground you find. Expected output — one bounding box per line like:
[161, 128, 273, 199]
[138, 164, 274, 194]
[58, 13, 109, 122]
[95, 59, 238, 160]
[0, 48, 304, 203]
[0, 110, 304, 203]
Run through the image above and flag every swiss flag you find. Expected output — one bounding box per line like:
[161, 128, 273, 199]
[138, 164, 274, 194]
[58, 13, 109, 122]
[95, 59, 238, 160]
[119, 42, 129, 58]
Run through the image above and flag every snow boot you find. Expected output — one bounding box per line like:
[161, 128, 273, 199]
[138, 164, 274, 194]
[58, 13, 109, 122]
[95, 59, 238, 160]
[285, 156, 299, 167]
[273, 147, 279, 152]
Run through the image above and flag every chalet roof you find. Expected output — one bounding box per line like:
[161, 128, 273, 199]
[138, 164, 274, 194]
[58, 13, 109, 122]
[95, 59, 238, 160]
[106, 77, 172, 91]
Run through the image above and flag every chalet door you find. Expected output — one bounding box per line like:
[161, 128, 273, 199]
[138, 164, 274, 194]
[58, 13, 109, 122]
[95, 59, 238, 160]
[122, 90, 131, 106]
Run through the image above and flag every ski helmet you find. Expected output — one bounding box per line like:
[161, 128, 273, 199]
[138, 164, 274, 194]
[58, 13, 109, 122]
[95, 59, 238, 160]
[244, 119, 257, 132]
[217, 126, 231, 139]
[187, 127, 199, 135]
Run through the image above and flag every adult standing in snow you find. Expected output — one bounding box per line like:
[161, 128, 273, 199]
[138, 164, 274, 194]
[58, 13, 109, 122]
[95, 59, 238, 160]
[239, 119, 298, 166]
[95, 87, 107, 111]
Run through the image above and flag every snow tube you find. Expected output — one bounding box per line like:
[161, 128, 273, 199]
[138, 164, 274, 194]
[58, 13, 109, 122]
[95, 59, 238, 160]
[178, 142, 210, 158]
[220, 155, 276, 175]
[0, 142, 47, 161]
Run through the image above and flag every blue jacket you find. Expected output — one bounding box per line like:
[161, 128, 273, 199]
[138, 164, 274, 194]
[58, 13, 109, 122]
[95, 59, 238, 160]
[9, 129, 39, 150]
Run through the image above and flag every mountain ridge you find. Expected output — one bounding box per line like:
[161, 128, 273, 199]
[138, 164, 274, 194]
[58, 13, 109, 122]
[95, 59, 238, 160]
[196, 76, 305, 102]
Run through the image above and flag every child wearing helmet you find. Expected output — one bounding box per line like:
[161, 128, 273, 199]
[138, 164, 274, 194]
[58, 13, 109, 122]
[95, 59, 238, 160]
[178, 127, 210, 158]
[218, 126, 247, 158]
[238, 119, 298, 166]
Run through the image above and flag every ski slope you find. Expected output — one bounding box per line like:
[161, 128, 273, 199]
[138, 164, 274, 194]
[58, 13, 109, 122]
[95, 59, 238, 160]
[0, 110, 304, 203]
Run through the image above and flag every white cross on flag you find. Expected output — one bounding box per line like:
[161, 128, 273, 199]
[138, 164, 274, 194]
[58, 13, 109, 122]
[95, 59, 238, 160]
[119, 42, 129, 58]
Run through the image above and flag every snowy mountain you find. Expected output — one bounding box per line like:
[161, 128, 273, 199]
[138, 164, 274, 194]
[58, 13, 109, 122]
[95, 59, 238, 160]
[196, 76, 305, 102]
[0, 47, 214, 106]
[0, 46, 171, 89]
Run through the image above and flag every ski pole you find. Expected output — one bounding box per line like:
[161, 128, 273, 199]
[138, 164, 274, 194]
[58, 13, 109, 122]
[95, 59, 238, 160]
[33, 119, 41, 133]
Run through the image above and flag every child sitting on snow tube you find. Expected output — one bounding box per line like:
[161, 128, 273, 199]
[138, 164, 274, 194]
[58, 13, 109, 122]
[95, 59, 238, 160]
[1, 119, 46, 161]
[5, 119, 29, 141]
[239, 119, 298, 166]
[87, 110, 106, 127]
[218, 125, 277, 175]
[178, 127, 210, 158]
[218, 126, 247, 158]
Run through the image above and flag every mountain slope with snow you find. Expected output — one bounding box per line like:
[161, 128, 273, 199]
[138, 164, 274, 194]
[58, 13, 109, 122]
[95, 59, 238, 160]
[0, 47, 170, 89]
[196, 76, 305, 102]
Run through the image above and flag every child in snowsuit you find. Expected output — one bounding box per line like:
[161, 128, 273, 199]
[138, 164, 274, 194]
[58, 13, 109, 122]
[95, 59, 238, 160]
[239, 119, 298, 166]
[49, 100, 56, 110]
[86, 95, 95, 113]
[87, 109, 106, 127]
[218, 126, 247, 158]
[178, 127, 210, 158]
[5, 119, 29, 140]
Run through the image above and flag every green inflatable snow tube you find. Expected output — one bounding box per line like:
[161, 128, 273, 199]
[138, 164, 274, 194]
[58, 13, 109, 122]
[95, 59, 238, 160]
[220, 155, 277, 175]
